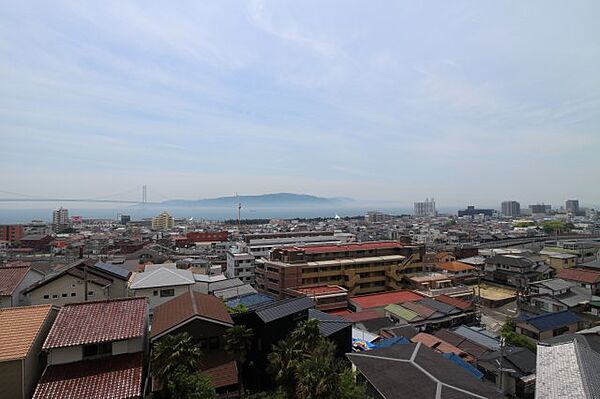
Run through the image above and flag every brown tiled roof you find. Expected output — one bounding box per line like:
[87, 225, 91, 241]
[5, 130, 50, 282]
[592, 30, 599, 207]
[0, 266, 30, 296]
[411, 333, 471, 360]
[43, 298, 147, 349]
[0, 305, 54, 361]
[204, 360, 238, 388]
[151, 291, 233, 339]
[435, 295, 473, 311]
[557, 268, 600, 284]
[401, 301, 437, 318]
[33, 353, 143, 399]
[433, 329, 491, 359]
[435, 261, 476, 272]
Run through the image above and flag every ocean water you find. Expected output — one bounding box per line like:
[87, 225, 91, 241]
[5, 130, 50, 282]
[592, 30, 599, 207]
[0, 204, 426, 223]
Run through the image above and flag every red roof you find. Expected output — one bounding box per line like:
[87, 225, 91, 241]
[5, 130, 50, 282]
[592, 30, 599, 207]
[151, 291, 233, 339]
[338, 309, 384, 322]
[0, 266, 30, 296]
[401, 301, 437, 318]
[43, 298, 147, 349]
[350, 290, 425, 310]
[557, 268, 600, 284]
[435, 261, 476, 272]
[436, 295, 473, 311]
[411, 333, 471, 360]
[204, 360, 238, 388]
[291, 241, 403, 254]
[33, 353, 143, 399]
[292, 285, 347, 296]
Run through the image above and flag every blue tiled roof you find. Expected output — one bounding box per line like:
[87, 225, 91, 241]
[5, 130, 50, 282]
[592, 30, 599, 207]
[226, 293, 273, 308]
[519, 310, 580, 332]
[442, 353, 484, 380]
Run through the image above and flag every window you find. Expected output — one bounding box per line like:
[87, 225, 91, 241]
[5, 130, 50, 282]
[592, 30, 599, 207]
[62, 293, 68, 298]
[153, 290, 158, 296]
[209, 337, 219, 350]
[88, 291, 94, 296]
[43, 295, 50, 299]
[52, 294, 58, 299]
[71, 293, 76, 297]
[160, 289, 175, 297]
[83, 342, 112, 358]
[198, 338, 208, 350]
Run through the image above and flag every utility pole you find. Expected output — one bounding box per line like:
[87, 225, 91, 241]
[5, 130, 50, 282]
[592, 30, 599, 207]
[80, 246, 88, 302]
[236, 193, 241, 232]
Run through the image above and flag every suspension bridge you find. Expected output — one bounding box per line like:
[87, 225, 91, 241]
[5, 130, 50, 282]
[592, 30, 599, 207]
[0, 185, 167, 205]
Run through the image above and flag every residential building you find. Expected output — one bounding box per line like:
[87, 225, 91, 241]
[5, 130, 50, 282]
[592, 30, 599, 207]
[458, 206, 494, 218]
[565, 199, 580, 214]
[484, 254, 554, 287]
[187, 231, 228, 242]
[0, 225, 24, 243]
[0, 265, 44, 308]
[52, 208, 69, 231]
[231, 296, 314, 392]
[556, 268, 600, 295]
[0, 305, 58, 399]
[285, 284, 348, 311]
[23, 260, 130, 306]
[477, 346, 536, 398]
[308, 308, 352, 357]
[128, 264, 195, 311]
[366, 211, 393, 223]
[32, 298, 148, 399]
[226, 247, 256, 284]
[515, 310, 580, 341]
[530, 204, 551, 215]
[434, 261, 479, 280]
[501, 201, 521, 217]
[414, 198, 437, 217]
[543, 241, 600, 264]
[120, 215, 131, 225]
[407, 273, 473, 299]
[538, 251, 578, 271]
[150, 291, 238, 396]
[256, 241, 425, 298]
[151, 211, 174, 230]
[23, 221, 51, 237]
[529, 278, 596, 313]
[347, 343, 503, 399]
[244, 232, 350, 259]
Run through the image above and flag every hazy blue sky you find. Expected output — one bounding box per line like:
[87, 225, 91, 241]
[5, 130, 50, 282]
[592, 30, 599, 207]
[1, 1, 599, 207]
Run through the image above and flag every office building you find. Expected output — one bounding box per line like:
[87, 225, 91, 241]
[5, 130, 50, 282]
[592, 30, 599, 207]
[565, 199, 579, 213]
[529, 204, 551, 214]
[414, 198, 437, 217]
[457, 206, 494, 218]
[0, 224, 24, 242]
[52, 208, 69, 231]
[151, 211, 174, 230]
[501, 201, 520, 217]
[120, 215, 131, 225]
[256, 241, 424, 298]
[366, 211, 392, 223]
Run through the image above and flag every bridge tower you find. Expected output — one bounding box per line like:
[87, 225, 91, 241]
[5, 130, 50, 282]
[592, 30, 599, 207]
[142, 185, 147, 204]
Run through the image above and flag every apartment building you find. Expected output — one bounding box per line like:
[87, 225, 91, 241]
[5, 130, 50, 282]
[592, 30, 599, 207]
[151, 211, 174, 230]
[0, 225, 24, 243]
[256, 241, 424, 298]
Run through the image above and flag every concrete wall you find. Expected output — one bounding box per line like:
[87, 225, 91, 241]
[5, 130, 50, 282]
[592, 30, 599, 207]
[22, 307, 57, 398]
[15, 269, 44, 307]
[0, 360, 23, 399]
[48, 346, 82, 365]
[29, 274, 109, 306]
[113, 337, 144, 355]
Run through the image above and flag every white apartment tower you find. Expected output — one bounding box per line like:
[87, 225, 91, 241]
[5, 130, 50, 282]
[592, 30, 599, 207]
[414, 198, 437, 217]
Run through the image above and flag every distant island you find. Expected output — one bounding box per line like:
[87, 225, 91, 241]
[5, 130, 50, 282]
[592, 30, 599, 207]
[160, 193, 353, 208]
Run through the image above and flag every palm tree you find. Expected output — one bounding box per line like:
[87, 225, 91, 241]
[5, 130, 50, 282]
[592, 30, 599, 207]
[295, 356, 338, 399]
[291, 319, 321, 350]
[151, 333, 203, 385]
[225, 325, 254, 397]
[267, 336, 303, 399]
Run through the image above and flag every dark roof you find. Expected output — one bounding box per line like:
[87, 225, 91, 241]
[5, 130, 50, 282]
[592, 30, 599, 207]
[22, 260, 113, 294]
[309, 309, 352, 337]
[33, 353, 143, 399]
[418, 298, 459, 315]
[357, 317, 396, 334]
[433, 329, 492, 359]
[44, 298, 147, 349]
[248, 296, 314, 323]
[381, 325, 419, 340]
[516, 310, 580, 332]
[226, 293, 273, 308]
[486, 255, 533, 268]
[151, 291, 233, 339]
[93, 262, 131, 280]
[347, 343, 503, 399]
[478, 347, 536, 376]
[204, 360, 238, 389]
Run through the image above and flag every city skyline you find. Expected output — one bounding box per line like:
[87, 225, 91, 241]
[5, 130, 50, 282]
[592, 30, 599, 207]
[1, 1, 599, 205]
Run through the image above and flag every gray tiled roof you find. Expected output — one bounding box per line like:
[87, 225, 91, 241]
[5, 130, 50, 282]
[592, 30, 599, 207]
[309, 309, 351, 337]
[250, 296, 314, 323]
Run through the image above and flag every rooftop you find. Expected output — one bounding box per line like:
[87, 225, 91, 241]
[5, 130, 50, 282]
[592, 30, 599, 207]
[129, 266, 195, 289]
[350, 290, 425, 310]
[517, 310, 580, 332]
[0, 265, 30, 296]
[289, 284, 348, 296]
[43, 298, 147, 349]
[557, 268, 600, 284]
[151, 291, 233, 339]
[436, 261, 477, 273]
[285, 241, 404, 254]
[0, 304, 54, 362]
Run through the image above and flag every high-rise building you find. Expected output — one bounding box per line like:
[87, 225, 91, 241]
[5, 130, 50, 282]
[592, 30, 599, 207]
[414, 198, 437, 217]
[52, 208, 69, 231]
[501, 201, 520, 217]
[565, 200, 579, 214]
[0, 225, 24, 242]
[458, 206, 494, 218]
[530, 204, 551, 214]
[120, 215, 131, 225]
[152, 211, 174, 230]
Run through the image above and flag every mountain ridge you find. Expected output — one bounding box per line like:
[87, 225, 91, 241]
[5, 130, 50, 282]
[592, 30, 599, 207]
[160, 192, 353, 207]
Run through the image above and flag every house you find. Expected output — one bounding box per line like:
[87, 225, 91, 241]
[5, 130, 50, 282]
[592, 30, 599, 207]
[538, 251, 578, 271]
[32, 297, 148, 399]
[484, 254, 553, 287]
[406, 272, 473, 299]
[347, 343, 503, 398]
[0, 305, 57, 399]
[0, 265, 44, 307]
[556, 268, 600, 295]
[308, 308, 352, 357]
[150, 291, 238, 396]
[128, 264, 195, 311]
[434, 261, 478, 280]
[476, 346, 536, 398]
[515, 310, 580, 341]
[528, 278, 597, 313]
[286, 284, 348, 311]
[23, 261, 113, 306]
[231, 296, 315, 392]
[536, 334, 600, 398]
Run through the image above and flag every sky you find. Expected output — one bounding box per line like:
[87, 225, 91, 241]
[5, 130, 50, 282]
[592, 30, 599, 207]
[1, 1, 599, 207]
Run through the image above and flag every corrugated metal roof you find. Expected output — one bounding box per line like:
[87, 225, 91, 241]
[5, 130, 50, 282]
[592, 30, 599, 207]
[453, 326, 500, 350]
[384, 304, 421, 321]
[251, 296, 314, 323]
[309, 309, 351, 336]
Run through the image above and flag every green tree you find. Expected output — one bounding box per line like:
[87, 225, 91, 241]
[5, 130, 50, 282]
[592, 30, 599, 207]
[267, 336, 303, 399]
[151, 333, 203, 384]
[225, 325, 254, 397]
[166, 366, 217, 399]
